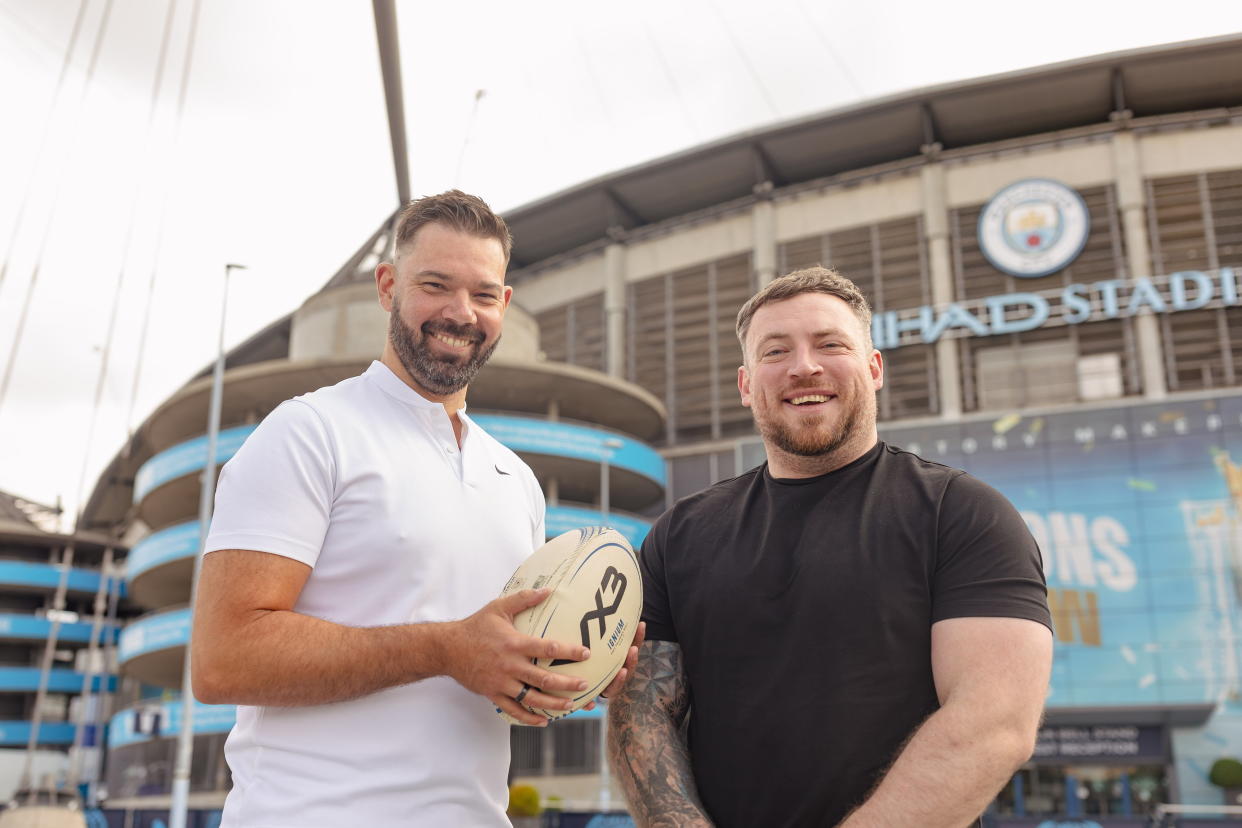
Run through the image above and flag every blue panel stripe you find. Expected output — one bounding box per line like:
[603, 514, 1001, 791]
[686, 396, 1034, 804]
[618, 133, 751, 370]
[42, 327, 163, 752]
[545, 506, 650, 547]
[470, 415, 665, 485]
[0, 561, 124, 597]
[118, 608, 191, 663]
[0, 668, 115, 693]
[128, 521, 202, 579]
[0, 614, 118, 644]
[0, 721, 78, 746]
[133, 425, 257, 503]
[108, 700, 236, 749]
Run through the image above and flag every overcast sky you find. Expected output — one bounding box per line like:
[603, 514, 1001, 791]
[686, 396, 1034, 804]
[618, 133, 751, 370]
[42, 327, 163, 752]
[2, 0, 1241, 526]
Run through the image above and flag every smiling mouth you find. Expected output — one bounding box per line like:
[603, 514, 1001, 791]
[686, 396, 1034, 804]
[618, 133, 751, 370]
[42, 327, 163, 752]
[785, 393, 835, 407]
[431, 332, 475, 349]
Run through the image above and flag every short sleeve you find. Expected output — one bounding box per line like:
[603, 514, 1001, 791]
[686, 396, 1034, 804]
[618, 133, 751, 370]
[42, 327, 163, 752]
[932, 472, 1053, 631]
[639, 511, 677, 642]
[204, 399, 334, 567]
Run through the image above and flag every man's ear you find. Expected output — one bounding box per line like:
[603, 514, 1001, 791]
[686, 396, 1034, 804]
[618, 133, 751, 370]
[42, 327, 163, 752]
[738, 363, 752, 408]
[376, 261, 396, 313]
[870, 348, 885, 390]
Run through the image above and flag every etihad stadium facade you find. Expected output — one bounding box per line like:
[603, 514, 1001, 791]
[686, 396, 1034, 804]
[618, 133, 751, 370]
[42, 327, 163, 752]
[497, 34, 1242, 825]
[75, 33, 1242, 827]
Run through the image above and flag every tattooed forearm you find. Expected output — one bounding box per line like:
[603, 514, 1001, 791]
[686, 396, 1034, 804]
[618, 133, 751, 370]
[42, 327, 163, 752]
[607, 641, 713, 827]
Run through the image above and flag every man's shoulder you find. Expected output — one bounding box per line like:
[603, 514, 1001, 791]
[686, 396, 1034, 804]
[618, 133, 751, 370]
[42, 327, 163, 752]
[879, 442, 1018, 513]
[288, 372, 372, 414]
[878, 442, 965, 478]
[664, 466, 763, 524]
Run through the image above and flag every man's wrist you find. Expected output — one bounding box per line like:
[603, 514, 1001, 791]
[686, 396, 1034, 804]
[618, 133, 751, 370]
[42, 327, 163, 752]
[417, 619, 454, 680]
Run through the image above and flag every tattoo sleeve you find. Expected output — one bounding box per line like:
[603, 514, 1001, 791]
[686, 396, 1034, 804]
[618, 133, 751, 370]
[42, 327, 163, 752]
[607, 640, 713, 827]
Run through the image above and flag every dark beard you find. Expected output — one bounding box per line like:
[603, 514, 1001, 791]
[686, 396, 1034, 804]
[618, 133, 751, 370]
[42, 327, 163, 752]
[756, 396, 862, 458]
[388, 297, 499, 396]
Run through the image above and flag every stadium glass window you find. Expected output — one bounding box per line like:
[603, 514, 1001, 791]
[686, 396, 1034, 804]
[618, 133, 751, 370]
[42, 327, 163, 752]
[975, 341, 1077, 411]
[509, 726, 544, 777]
[551, 718, 600, 775]
[670, 454, 712, 502]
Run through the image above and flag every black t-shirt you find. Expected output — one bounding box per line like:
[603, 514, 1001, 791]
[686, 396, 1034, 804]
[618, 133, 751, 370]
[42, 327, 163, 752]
[640, 442, 1052, 828]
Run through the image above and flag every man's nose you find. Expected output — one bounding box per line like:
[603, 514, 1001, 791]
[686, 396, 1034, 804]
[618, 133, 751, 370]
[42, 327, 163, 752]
[787, 346, 823, 378]
[442, 290, 477, 325]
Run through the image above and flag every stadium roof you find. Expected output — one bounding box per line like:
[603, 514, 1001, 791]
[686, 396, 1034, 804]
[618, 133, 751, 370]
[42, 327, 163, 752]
[501, 33, 1242, 273]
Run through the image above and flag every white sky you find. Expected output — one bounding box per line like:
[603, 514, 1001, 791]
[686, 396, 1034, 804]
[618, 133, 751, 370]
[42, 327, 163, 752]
[1, 0, 1240, 525]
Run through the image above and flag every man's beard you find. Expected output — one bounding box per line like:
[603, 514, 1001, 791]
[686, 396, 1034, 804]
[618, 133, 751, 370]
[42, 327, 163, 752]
[754, 391, 867, 459]
[388, 297, 499, 396]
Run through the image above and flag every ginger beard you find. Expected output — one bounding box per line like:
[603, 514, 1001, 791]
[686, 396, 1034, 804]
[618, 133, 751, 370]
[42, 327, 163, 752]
[745, 384, 874, 459]
[388, 292, 500, 396]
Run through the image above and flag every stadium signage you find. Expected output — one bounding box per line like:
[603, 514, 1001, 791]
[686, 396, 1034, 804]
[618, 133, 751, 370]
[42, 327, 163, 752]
[978, 178, 1091, 278]
[872, 268, 1239, 350]
[1032, 725, 1164, 762]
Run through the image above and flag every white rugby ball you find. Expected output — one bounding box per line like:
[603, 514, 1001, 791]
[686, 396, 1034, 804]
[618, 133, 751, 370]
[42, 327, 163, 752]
[497, 526, 642, 725]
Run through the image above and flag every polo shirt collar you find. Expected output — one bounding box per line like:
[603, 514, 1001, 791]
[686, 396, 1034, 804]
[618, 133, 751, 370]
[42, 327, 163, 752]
[364, 360, 468, 414]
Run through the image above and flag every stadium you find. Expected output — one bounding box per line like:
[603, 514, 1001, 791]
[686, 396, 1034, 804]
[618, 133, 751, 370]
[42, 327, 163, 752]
[68, 31, 1242, 828]
[0, 491, 119, 807]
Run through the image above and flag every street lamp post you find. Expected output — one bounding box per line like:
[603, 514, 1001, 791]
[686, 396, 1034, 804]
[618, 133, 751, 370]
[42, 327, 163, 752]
[598, 436, 623, 814]
[170, 263, 245, 828]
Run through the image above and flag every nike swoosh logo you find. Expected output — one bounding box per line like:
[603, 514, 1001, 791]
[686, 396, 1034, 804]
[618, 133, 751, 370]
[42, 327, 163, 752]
[495, 465, 511, 476]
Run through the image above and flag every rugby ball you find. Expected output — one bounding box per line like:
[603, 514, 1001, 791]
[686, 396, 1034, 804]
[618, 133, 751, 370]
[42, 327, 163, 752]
[498, 526, 642, 725]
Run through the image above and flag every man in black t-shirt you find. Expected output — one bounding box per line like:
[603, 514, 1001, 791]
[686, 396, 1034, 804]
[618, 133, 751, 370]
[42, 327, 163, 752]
[607, 267, 1053, 828]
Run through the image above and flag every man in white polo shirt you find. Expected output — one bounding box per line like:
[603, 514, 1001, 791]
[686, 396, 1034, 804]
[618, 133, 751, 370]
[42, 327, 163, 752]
[192, 191, 637, 826]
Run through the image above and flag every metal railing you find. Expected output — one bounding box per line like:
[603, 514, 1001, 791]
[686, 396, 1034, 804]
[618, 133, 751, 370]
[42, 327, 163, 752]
[1151, 802, 1242, 826]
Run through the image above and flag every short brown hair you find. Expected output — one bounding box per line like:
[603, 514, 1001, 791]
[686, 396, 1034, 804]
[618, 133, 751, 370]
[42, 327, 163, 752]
[735, 266, 873, 357]
[392, 189, 513, 262]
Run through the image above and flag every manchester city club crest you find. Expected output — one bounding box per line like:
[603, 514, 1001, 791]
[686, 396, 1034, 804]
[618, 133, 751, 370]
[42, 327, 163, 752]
[977, 178, 1090, 278]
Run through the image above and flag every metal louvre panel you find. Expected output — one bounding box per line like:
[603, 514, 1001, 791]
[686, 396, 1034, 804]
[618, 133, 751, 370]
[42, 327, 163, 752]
[952, 204, 1009, 302]
[876, 218, 933, 419]
[536, 305, 569, 363]
[1208, 170, 1242, 385]
[1149, 176, 1208, 271]
[569, 293, 605, 373]
[826, 225, 877, 301]
[877, 218, 926, 307]
[883, 344, 935, 419]
[1063, 186, 1139, 396]
[630, 274, 670, 417]
[777, 235, 826, 274]
[714, 255, 755, 437]
[672, 265, 714, 443]
[1149, 173, 1232, 391]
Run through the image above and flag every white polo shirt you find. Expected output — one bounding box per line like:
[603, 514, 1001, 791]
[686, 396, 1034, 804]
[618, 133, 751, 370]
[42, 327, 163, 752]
[204, 361, 544, 828]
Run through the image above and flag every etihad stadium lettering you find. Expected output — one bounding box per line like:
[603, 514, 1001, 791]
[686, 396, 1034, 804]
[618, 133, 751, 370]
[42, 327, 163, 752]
[872, 268, 1239, 350]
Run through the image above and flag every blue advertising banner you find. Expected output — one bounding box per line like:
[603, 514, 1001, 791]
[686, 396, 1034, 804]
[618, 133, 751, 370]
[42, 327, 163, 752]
[127, 521, 201, 579]
[0, 667, 114, 693]
[0, 560, 119, 596]
[545, 505, 651, 548]
[0, 721, 76, 745]
[0, 613, 117, 644]
[133, 426, 256, 503]
[118, 608, 190, 663]
[108, 699, 236, 749]
[881, 396, 1242, 709]
[470, 415, 666, 485]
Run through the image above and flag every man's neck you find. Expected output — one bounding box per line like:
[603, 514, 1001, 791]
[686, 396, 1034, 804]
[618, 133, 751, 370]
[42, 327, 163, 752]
[379, 350, 468, 441]
[765, 434, 879, 479]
